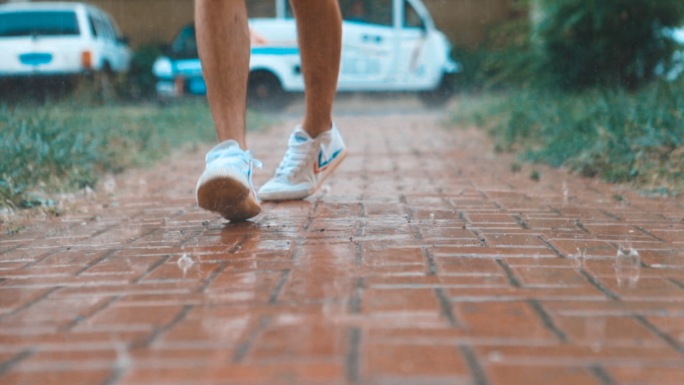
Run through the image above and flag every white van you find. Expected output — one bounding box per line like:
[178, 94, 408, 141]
[0, 2, 131, 80]
[153, 0, 461, 107]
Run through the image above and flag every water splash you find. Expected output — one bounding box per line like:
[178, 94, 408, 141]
[177, 253, 195, 276]
[615, 244, 641, 288]
[570, 247, 585, 270]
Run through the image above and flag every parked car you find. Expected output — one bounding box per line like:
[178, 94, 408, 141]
[152, 0, 461, 108]
[0, 2, 131, 86]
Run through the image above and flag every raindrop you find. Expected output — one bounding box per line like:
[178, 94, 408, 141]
[487, 351, 504, 362]
[562, 181, 569, 205]
[429, 213, 436, 224]
[177, 253, 195, 276]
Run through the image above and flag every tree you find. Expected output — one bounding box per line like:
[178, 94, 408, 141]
[534, 0, 684, 89]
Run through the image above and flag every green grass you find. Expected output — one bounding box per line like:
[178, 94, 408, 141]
[0, 99, 270, 209]
[452, 80, 684, 193]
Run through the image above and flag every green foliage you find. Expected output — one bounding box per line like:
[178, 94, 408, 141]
[453, 79, 684, 191]
[536, 0, 684, 90]
[126, 44, 166, 99]
[452, 0, 541, 90]
[0, 100, 222, 209]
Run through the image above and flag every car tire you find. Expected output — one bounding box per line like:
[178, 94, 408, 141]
[418, 74, 455, 108]
[247, 71, 289, 111]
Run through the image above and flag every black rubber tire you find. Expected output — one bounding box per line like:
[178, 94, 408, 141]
[247, 71, 289, 111]
[418, 74, 455, 108]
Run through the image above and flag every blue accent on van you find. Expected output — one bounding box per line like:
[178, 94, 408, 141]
[251, 47, 299, 55]
[19, 53, 52, 66]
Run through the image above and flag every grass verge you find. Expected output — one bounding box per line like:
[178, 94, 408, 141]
[1, 99, 269, 209]
[453, 80, 684, 194]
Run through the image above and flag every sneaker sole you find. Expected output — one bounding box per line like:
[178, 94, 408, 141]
[197, 176, 261, 221]
[260, 149, 347, 202]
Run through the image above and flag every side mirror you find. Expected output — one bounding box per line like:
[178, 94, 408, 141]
[118, 36, 130, 45]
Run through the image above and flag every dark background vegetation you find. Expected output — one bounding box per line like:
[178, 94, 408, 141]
[453, 0, 684, 193]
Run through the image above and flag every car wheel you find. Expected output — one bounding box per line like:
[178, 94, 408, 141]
[247, 71, 289, 111]
[418, 74, 455, 108]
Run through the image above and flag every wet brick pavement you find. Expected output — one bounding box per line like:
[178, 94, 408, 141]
[1, 108, 684, 385]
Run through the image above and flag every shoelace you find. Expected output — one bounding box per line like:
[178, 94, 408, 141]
[274, 140, 312, 178]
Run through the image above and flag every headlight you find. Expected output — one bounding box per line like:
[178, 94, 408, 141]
[152, 57, 173, 78]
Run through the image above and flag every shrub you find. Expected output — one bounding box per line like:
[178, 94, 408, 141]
[454, 78, 684, 191]
[453, 1, 540, 91]
[535, 0, 684, 90]
[126, 44, 166, 99]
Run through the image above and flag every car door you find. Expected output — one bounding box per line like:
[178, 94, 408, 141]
[100, 13, 129, 72]
[87, 12, 111, 71]
[394, 0, 435, 89]
[337, 0, 399, 90]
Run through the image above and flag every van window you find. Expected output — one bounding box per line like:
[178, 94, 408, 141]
[0, 11, 80, 37]
[404, 0, 423, 29]
[340, 0, 392, 26]
[287, 0, 393, 27]
[88, 15, 99, 37]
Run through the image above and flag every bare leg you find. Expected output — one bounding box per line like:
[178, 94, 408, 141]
[195, 0, 250, 148]
[290, 0, 342, 138]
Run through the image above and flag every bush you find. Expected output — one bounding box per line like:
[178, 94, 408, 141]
[126, 44, 166, 99]
[452, 1, 539, 91]
[454, 78, 684, 191]
[536, 0, 684, 90]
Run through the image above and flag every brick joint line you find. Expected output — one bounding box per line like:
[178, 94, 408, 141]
[579, 268, 621, 301]
[528, 299, 568, 343]
[589, 365, 617, 385]
[0, 286, 61, 322]
[459, 345, 489, 385]
[346, 327, 361, 384]
[436, 287, 460, 328]
[232, 315, 272, 363]
[268, 270, 291, 305]
[131, 254, 172, 284]
[423, 247, 438, 276]
[61, 295, 122, 332]
[633, 225, 667, 243]
[538, 235, 566, 259]
[512, 214, 530, 229]
[0, 349, 34, 377]
[349, 277, 365, 314]
[496, 258, 521, 288]
[132, 304, 194, 350]
[634, 315, 684, 355]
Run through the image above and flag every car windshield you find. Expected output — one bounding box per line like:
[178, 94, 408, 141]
[0, 11, 80, 38]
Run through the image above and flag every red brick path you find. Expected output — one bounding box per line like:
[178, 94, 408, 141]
[1, 107, 684, 385]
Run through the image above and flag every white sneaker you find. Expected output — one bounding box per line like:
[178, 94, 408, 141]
[258, 124, 347, 201]
[196, 140, 262, 221]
